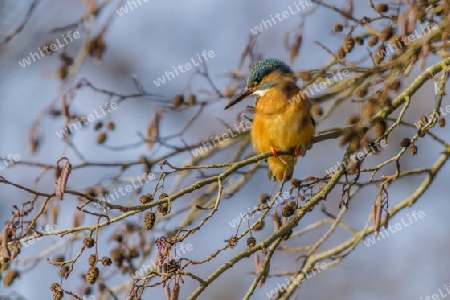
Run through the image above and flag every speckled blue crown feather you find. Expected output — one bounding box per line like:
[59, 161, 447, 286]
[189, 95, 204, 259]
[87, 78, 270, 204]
[247, 58, 293, 84]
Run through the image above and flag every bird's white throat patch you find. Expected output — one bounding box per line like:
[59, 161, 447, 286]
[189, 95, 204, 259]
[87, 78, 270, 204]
[252, 89, 268, 97]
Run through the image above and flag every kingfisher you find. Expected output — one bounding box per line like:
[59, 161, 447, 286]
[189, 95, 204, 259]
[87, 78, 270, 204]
[224, 58, 315, 181]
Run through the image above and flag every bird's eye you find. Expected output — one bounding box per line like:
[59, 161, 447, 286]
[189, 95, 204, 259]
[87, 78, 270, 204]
[257, 77, 261, 82]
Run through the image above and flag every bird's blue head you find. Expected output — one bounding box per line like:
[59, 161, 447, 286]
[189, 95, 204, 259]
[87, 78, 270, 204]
[224, 58, 294, 109]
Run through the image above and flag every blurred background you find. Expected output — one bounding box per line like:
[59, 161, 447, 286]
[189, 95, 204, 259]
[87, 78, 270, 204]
[0, 0, 449, 299]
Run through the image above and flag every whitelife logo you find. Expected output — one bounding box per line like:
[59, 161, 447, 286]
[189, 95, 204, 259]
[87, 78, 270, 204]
[420, 283, 450, 300]
[265, 262, 328, 298]
[0, 154, 21, 171]
[250, 0, 313, 35]
[152, 50, 215, 87]
[92, 172, 156, 209]
[116, 0, 149, 16]
[227, 192, 291, 228]
[376, 23, 438, 59]
[18, 31, 81, 68]
[363, 210, 425, 247]
[132, 243, 193, 279]
[325, 140, 388, 175]
[56, 102, 118, 138]
[414, 104, 450, 129]
[288, 69, 350, 103]
[190, 120, 252, 158]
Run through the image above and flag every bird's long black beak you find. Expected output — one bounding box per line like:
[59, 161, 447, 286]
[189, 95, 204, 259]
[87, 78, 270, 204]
[224, 87, 253, 110]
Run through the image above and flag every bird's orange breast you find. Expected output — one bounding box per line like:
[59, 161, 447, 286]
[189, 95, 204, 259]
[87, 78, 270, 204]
[251, 89, 315, 154]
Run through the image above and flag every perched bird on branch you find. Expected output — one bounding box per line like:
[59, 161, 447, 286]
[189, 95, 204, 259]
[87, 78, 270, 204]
[225, 58, 315, 181]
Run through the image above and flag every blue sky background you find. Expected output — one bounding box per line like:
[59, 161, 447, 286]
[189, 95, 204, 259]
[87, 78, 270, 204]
[0, 0, 449, 299]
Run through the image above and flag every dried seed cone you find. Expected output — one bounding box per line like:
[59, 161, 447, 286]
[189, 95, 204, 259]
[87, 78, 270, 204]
[334, 23, 343, 32]
[83, 237, 95, 248]
[347, 114, 361, 124]
[157, 203, 169, 215]
[143, 212, 156, 230]
[374, 119, 387, 139]
[227, 236, 238, 248]
[290, 178, 302, 188]
[419, 115, 428, 127]
[110, 248, 123, 266]
[252, 220, 265, 231]
[281, 205, 295, 217]
[259, 193, 270, 204]
[97, 132, 107, 144]
[368, 36, 378, 47]
[343, 37, 355, 53]
[418, 129, 426, 137]
[187, 94, 197, 106]
[51, 283, 63, 300]
[347, 161, 359, 175]
[129, 248, 139, 259]
[410, 145, 418, 156]
[349, 135, 361, 152]
[172, 94, 184, 107]
[139, 193, 154, 204]
[60, 265, 69, 277]
[157, 194, 170, 214]
[354, 36, 364, 45]
[400, 138, 411, 147]
[375, 4, 389, 13]
[94, 121, 103, 131]
[362, 98, 377, 119]
[247, 236, 256, 248]
[336, 47, 346, 59]
[388, 80, 401, 91]
[88, 35, 106, 60]
[86, 188, 97, 197]
[438, 117, 445, 127]
[101, 256, 112, 266]
[50, 283, 60, 293]
[53, 290, 63, 300]
[58, 65, 68, 80]
[112, 233, 123, 243]
[272, 212, 282, 230]
[380, 26, 393, 42]
[88, 254, 97, 267]
[85, 267, 99, 285]
[159, 193, 169, 199]
[311, 105, 323, 116]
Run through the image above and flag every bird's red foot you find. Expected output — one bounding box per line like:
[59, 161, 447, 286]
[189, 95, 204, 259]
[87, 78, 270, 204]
[270, 146, 278, 157]
[294, 146, 306, 157]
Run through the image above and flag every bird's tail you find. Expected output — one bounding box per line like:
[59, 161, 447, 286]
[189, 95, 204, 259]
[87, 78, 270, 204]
[267, 155, 298, 182]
